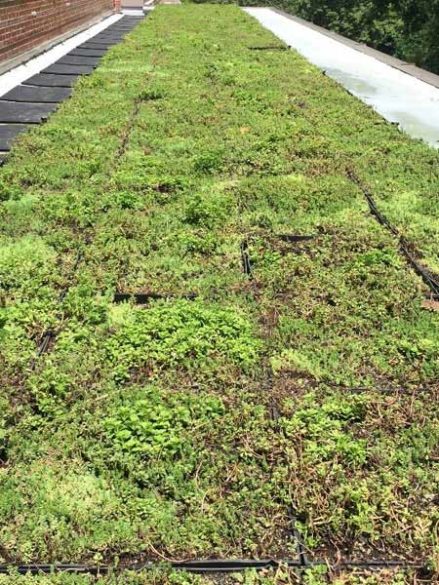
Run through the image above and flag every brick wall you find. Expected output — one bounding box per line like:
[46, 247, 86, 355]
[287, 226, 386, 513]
[0, 0, 118, 67]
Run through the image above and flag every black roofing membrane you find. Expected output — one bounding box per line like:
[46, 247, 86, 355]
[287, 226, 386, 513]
[93, 32, 126, 37]
[24, 73, 79, 87]
[0, 124, 29, 150]
[0, 101, 57, 123]
[57, 55, 101, 66]
[69, 49, 108, 57]
[42, 64, 94, 75]
[2, 85, 72, 103]
[79, 41, 119, 48]
[90, 36, 126, 42]
[24, 73, 80, 87]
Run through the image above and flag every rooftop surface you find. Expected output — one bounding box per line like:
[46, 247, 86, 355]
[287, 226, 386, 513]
[0, 6, 438, 584]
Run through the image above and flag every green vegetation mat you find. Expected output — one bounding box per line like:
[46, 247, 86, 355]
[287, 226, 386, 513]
[0, 4, 438, 581]
[0, 568, 427, 585]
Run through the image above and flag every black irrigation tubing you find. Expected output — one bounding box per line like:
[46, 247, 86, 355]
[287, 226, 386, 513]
[248, 45, 290, 51]
[0, 558, 430, 576]
[328, 384, 406, 395]
[347, 168, 439, 297]
[240, 239, 253, 278]
[272, 374, 438, 395]
[326, 382, 439, 394]
[114, 98, 142, 162]
[289, 513, 308, 569]
[30, 247, 85, 366]
[264, 366, 310, 579]
[113, 291, 197, 304]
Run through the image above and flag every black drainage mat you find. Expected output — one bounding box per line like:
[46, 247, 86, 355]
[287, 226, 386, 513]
[0, 124, 29, 150]
[25, 73, 80, 87]
[0, 101, 57, 123]
[111, 19, 142, 23]
[101, 29, 132, 34]
[89, 38, 124, 44]
[57, 55, 101, 66]
[41, 64, 94, 75]
[90, 36, 125, 42]
[1, 85, 71, 103]
[108, 26, 136, 31]
[93, 31, 126, 36]
[94, 30, 127, 35]
[79, 42, 119, 49]
[74, 42, 112, 50]
[84, 37, 121, 43]
[69, 48, 108, 57]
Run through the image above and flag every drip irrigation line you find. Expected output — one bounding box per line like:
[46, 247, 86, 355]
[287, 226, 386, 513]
[113, 292, 197, 304]
[240, 239, 253, 279]
[329, 384, 438, 395]
[326, 382, 409, 394]
[248, 45, 290, 51]
[115, 96, 142, 162]
[30, 247, 84, 367]
[289, 513, 308, 569]
[172, 559, 298, 572]
[347, 169, 439, 297]
[36, 331, 54, 357]
[0, 558, 429, 576]
[263, 365, 309, 580]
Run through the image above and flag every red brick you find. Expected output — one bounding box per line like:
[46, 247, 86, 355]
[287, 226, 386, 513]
[0, 0, 116, 64]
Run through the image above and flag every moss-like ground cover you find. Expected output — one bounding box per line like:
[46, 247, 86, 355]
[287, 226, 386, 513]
[0, 5, 438, 583]
[0, 568, 428, 585]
